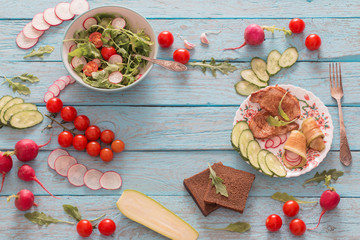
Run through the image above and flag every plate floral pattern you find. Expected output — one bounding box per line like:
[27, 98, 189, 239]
[233, 85, 334, 178]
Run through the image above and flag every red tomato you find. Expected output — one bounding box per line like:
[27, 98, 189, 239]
[283, 200, 300, 217]
[74, 115, 90, 131]
[265, 214, 282, 232]
[86, 141, 101, 157]
[111, 140, 125, 153]
[77, 219, 93, 237]
[173, 48, 190, 64]
[60, 106, 77, 122]
[157, 31, 174, 48]
[305, 34, 321, 51]
[100, 148, 114, 162]
[101, 46, 117, 60]
[100, 130, 115, 144]
[83, 61, 99, 77]
[89, 32, 103, 48]
[289, 219, 306, 236]
[98, 219, 116, 236]
[46, 98, 63, 113]
[73, 135, 88, 151]
[289, 18, 305, 33]
[85, 125, 101, 141]
[58, 131, 73, 148]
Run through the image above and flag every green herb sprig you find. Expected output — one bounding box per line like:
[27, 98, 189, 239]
[271, 192, 317, 204]
[189, 58, 237, 77]
[303, 169, 344, 186]
[206, 222, 251, 233]
[1, 73, 39, 95]
[208, 163, 228, 197]
[24, 45, 54, 59]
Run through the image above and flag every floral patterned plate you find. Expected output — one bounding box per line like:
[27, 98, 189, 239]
[233, 85, 334, 178]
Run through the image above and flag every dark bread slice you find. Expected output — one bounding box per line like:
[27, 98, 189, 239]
[183, 163, 223, 216]
[203, 164, 255, 213]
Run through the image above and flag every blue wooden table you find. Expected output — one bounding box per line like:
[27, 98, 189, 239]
[1, 0, 359, 239]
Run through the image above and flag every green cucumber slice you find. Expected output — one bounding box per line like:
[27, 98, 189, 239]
[238, 129, 254, 160]
[0, 95, 13, 127]
[278, 47, 298, 68]
[266, 50, 282, 76]
[247, 140, 261, 169]
[265, 152, 287, 177]
[4, 103, 38, 123]
[257, 150, 273, 177]
[231, 121, 249, 150]
[240, 69, 268, 88]
[234, 80, 260, 96]
[9, 110, 43, 129]
[0, 97, 24, 125]
[251, 57, 269, 82]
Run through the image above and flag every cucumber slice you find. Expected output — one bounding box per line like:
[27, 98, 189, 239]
[4, 103, 37, 123]
[234, 80, 260, 96]
[231, 121, 249, 150]
[0, 97, 24, 125]
[0, 95, 13, 127]
[266, 50, 282, 76]
[247, 140, 261, 169]
[279, 47, 298, 68]
[265, 152, 287, 177]
[240, 69, 268, 88]
[238, 129, 254, 160]
[257, 150, 273, 177]
[8, 110, 43, 129]
[251, 57, 269, 82]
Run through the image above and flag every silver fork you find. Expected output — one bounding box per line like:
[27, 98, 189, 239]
[329, 63, 352, 166]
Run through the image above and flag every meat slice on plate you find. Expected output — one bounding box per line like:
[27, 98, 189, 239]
[249, 110, 299, 139]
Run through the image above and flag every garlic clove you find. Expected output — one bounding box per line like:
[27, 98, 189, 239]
[200, 33, 210, 44]
[184, 40, 196, 50]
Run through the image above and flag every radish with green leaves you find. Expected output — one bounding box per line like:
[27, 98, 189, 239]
[7, 189, 38, 211]
[0, 152, 13, 192]
[7, 137, 51, 162]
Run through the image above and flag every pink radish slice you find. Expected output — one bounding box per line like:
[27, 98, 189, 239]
[108, 54, 123, 64]
[32, 13, 50, 31]
[285, 150, 302, 161]
[67, 164, 87, 187]
[136, 74, 143, 81]
[16, 31, 38, 49]
[69, 44, 77, 53]
[83, 17, 97, 30]
[47, 149, 69, 170]
[55, 2, 75, 21]
[285, 154, 302, 166]
[271, 136, 282, 148]
[68, 75, 76, 84]
[71, 56, 87, 68]
[279, 134, 287, 144]
[48, 84, 60, 97]
[111, 17, 126, 29]
[108, 72, 123, 84]
[84, 169, 103, 190]
[58, 75, 71, 85]
[100, 171, 122, 190]
[43, 91, 55, 103]
[70, 0, 90, 15]
[43, 8, 63, 26]
[92, 58, 101, 67]
[54, 156, 77, 177]
[54, 80, 66, 90]
[265, 139, 274, 149]
[23, 22, 44, 39]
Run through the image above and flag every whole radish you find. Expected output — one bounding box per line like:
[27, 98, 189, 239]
[0, 152, 13, 192]
[7, 189, 38, 211]
[8, 137, 51, 162]
[18, 164, 59, 199]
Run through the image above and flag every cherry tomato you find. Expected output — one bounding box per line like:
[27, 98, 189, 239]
[74, 115, 90, 131]
[89, 32, 103, 48]
[100, 130, 115, 144]
[111, 140, 125, 153]
[283, 200, 300, 217]
[173, 48, 190, 64]
[289, 18, 305, 34]
[73, 135, 88, 151]
[58, 131, 73, 148]
[83, 61, 99, 77]
[60, 106, 77, 122]
[305, 34, 321, 51]
[100, 148, 114, 162]
[101, 46, 117, 60]
[85, 125, 101, 141]
[289, 219, 306, 236]
[77, 219, 93, 237]
[86, 141, 101, 157]
[157, 31, 174, 48]
[46, 98, 63, 113]
[98, 218, 116, 236]
[265, 214, 282, 232]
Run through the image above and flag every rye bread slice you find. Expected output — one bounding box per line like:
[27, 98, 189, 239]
[203, 164, 255, 213]
[183, 163, 223, 216]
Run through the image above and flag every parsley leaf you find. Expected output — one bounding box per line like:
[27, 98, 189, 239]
[24, 45, 54, 59]
[189, 58, 238, 77]
[208, 163, 228, 197]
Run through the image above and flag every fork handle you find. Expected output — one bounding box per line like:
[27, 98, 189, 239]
[337, 99, 352, 166]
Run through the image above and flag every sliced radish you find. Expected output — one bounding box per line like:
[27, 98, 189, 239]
[54, 80, 66, 90]
[108, 71, 123, 84]
[16, 31, 38, 49]
[48, 149, 69, 170]
[285, 153, 302, 166]
[32, 13, 50, 31]
[100, 171, 122, 190]
[279, 134, 287, 144]
[67, 164, 87, 187]
[108, 54, 123, 64]
[285, 150, 302, 161]
[136, 74, 143, 81]
[68, 75, 76, 84]
[71, 56, 87, 68]
[23, 22, 44, 39]
[82, 17, 97, 30]
[54, 156, 77, 177]
[69, 43, 77, 53]
[70, 0, 90, 15]
[111, 17, 126, 29]
[55, 2, 75, 21]
[271, 136, 282, 148]
[43, 91, 55, 103]
[58, 75, 71, 85]
[43, 8, 63, 26]
[84, 169, 103, 190]
[92, 58, 101, 67]
[265, 139, 274, 149]
[48, 84, 60, 97]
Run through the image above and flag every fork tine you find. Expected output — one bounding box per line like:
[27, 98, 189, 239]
[332, 63, 336, 88]
[329, 63, 333, 88]
[336, 62, 339, 88]
[339, 63, 343, 89]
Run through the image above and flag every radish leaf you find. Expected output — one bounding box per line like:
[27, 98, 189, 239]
[63, 204, 82, 222]
[207, 222, 251, 233]
[272, 192, 317, 204]
[24, 45, 54, 59]
[25, 211, 75, 226]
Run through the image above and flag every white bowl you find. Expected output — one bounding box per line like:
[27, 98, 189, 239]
[61, 6, 158, 92]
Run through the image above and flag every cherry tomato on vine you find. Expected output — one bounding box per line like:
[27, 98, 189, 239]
[86, 141, 101, 157]
[60, 106, 77, 122]
[73, 135, 88, 151]
[85, 125, 101, 141]
[77, 219, 93, 237]
[58, 131, 73, 148]
[283, 200, 300, 217]
[289, 18, 305, 34]
[289, 219, 306, 236]
[89, 32, 103, 48]
[157, 31, 174, 48]
[265, 214, 282, 232]
[111, 140, 125, 153]
[98, 218, 116, 236]
[100, 130, 115, 144]
[101, 46, 117, 60]
[46, 98, 63, 113]
[173, 48, 190, 64]
[100, 148, 114, 162]
[83, 61, 99, 77]
[305, 34, 321, 51]
[74, 115, 90, 131]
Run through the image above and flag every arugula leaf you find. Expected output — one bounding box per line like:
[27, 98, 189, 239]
[24, 212, 75, 226]
[271, 192, 317, 204]
[207, 222, 251, 233]
[262, 25, 292, 36]
[266, 116, 297, 127]
[2, 76, 31, 95]
[69, 42, 101, 59]
[278, 91, 290, 121]
[189, 58, 238, 77]
[63, 204, 82, 222]
[14, 73, 39, 83]
[24, 45, 54, 59]
[208, 163, 228, 197]
[303, 169, 344, 186]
